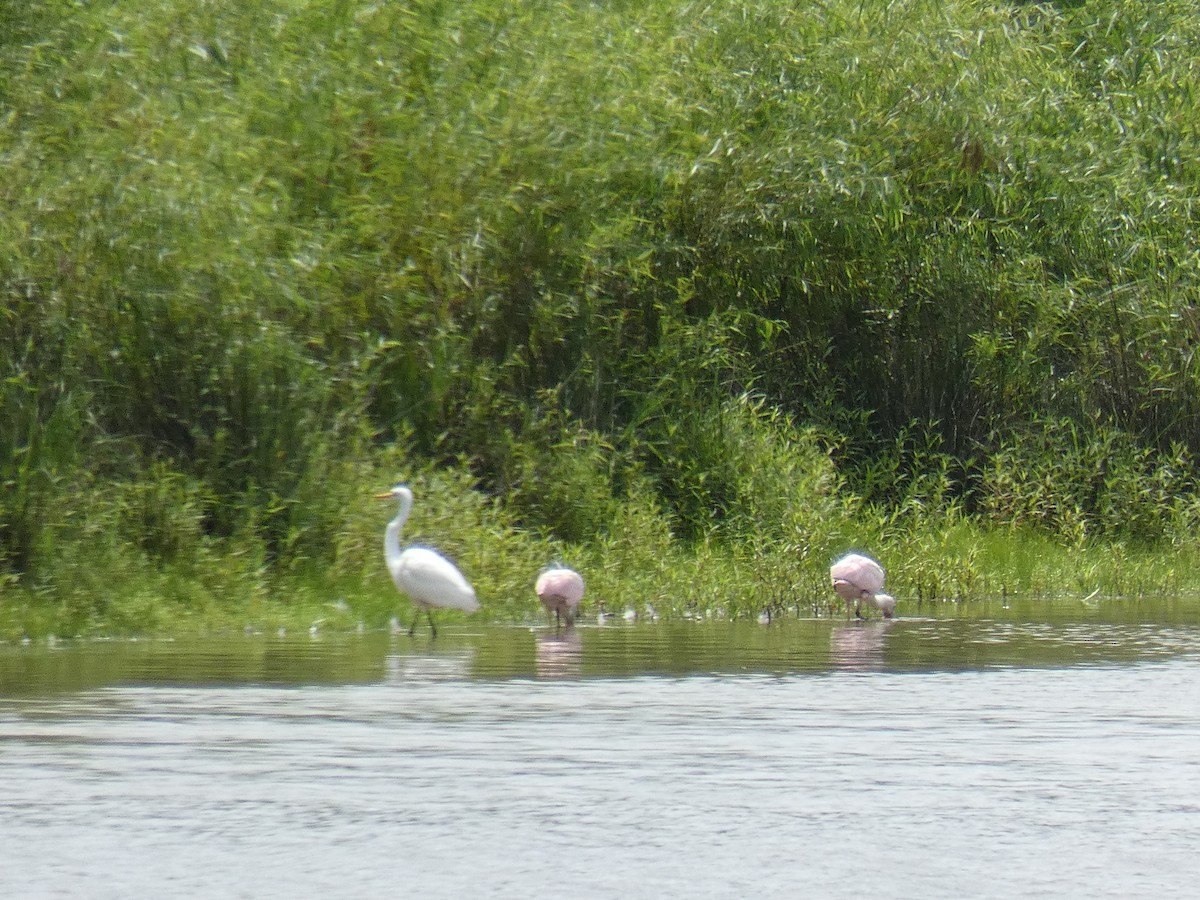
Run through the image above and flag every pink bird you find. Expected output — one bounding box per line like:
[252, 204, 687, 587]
[830, 552, 896, 619]
[536, 566, 585, 627]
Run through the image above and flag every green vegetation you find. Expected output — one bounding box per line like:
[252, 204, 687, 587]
[5, 0, 1200, 638]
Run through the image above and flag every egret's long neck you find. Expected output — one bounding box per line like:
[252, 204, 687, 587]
[384, 492, 413, 569]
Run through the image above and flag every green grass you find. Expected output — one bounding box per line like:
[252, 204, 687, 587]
[5, 0, 1200, 635]
[4, 450, 1200, 641]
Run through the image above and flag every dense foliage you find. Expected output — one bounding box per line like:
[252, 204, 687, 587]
[4, 0, 1200, 634]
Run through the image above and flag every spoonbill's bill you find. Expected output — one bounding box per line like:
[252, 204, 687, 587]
[830, 552, 896, 619]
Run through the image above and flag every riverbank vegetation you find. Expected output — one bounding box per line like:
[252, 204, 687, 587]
[5, 0, 1200, 637]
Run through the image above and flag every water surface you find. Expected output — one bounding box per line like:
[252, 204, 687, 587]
[2, 616, 1199, 897]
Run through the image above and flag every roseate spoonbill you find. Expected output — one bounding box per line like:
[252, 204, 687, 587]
[376, 485, 479, 637]
[830, 552, 896, 619]
[535, 566, 585, 626]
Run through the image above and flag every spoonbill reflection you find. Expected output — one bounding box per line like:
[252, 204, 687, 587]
[535, 566, 585, 626]
[376, 485, 479, 637]
[831, 620, 891, 671]
[536, 628, 582, 679]
[830, 552, 896, 619]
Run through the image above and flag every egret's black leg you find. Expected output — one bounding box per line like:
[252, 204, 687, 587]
[408, 611, 420, 636]
[427, 610, 437, 638]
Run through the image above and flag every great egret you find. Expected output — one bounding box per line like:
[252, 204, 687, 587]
[535, 566, 585, 627]
[830, 552, 896, 619]
[376, 485, 479, 637]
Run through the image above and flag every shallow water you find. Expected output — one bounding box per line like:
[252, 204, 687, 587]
[2, 616, 1200, 898]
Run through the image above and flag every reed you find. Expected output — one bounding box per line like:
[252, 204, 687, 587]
[5, 0, 1200, 633]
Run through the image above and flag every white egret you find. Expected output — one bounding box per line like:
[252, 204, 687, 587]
[535, 566, 585, 627]
[830, 552, 896, 619]
[376, 485, 479, 637]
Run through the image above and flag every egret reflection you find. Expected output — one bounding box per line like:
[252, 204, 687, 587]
[387, 647, 478, 682]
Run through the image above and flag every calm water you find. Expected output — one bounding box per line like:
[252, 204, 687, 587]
[2, 614, 1199, 898]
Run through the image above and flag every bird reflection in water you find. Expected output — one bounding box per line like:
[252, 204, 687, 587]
[829, 621, 892, 672]
[386, 648, 478, 682]
[536, 628, 583, 679]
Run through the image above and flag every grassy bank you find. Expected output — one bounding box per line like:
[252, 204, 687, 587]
[5, 0, 1200, 636]
[3, 448, 1199, 641]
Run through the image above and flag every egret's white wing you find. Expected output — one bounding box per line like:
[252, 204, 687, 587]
[395, 547, 479, 611]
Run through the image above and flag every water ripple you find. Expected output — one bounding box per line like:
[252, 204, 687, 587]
[3, 622, 1200, 897]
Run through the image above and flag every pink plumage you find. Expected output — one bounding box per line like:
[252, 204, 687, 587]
[830, 552, 895, 618]
[536, 566, 585, 626]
